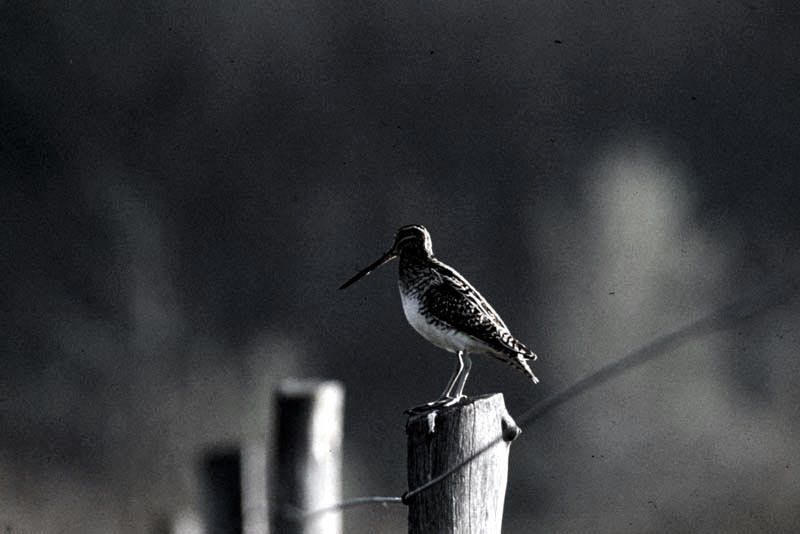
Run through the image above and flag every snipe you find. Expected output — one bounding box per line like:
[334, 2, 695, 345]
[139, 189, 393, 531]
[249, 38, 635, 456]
[340, 224, 539, 409]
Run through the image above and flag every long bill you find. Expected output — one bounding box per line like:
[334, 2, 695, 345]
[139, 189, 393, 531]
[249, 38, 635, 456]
[339, 251, 397, 289]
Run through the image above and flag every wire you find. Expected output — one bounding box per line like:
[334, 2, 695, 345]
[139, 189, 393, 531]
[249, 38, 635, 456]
[280, 496, 403, 522]
[287, 273, 799, 519]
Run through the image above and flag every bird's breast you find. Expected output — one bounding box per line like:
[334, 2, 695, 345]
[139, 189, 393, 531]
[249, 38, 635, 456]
[399, 288, 475, 353]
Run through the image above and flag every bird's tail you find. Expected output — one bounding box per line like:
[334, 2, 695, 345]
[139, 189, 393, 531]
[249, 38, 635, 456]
[513, 354, 540, 384]
[500, 334, 538, 361]
[494, 334, 540, 383]
[492, 351, 539, 384]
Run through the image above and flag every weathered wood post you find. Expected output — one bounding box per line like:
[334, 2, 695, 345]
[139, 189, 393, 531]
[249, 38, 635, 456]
[272, 379, 345, 534]
[405, 393, 521, 534]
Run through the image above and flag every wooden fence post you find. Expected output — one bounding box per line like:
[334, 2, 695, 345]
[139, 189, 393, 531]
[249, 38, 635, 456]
[242, 440, 269, 534]
[202, 447, 243, 534]
[272, 379, 344, 534]
[405, 393, 521, 534]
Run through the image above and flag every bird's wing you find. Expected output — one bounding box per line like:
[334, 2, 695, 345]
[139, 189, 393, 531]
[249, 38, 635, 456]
[423, 263, 533, 357]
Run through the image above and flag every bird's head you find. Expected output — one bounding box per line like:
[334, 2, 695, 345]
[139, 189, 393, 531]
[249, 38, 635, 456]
[339, 224, 433, 289]
[389, 224, 433, 258]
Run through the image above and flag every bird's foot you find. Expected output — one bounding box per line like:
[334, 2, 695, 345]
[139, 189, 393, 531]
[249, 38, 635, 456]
[405, 395, 467, 415]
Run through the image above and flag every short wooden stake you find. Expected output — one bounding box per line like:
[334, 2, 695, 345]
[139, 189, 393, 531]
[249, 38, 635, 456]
[405, 393, 521, 534]
[202, 448, 243, 534]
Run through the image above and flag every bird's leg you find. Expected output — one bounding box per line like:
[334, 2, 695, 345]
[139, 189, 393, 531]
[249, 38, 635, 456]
[450, 352, 472, 400]
[405, 351, 468, 414]
[438, 350, 466, 400]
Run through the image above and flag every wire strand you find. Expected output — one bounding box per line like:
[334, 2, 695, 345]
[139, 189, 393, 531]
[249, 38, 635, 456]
[289, 273, 799, 519]
[280, 496, 403, 522]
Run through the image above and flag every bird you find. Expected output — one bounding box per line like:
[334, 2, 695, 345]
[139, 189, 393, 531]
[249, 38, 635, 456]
[339, 224, 539, 409]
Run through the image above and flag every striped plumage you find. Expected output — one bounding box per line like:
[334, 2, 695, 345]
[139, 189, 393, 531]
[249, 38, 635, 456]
[340, 225, 539, 407]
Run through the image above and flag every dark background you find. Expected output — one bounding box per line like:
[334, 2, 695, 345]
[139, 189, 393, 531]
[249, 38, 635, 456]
[2, 1, 799, 532]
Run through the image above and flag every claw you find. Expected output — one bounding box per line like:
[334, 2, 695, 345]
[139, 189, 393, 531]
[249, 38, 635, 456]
[405, 395, 467, 415]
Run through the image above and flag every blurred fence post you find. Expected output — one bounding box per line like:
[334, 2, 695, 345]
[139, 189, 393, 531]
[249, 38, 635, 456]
[202, 447, 243, 534]
[155, 509, 203, 534]
[405, 393, 521, 534]
[272, 379, 344, 534]
[197, 442, 268, 534]
[242, 440, 269, 534]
